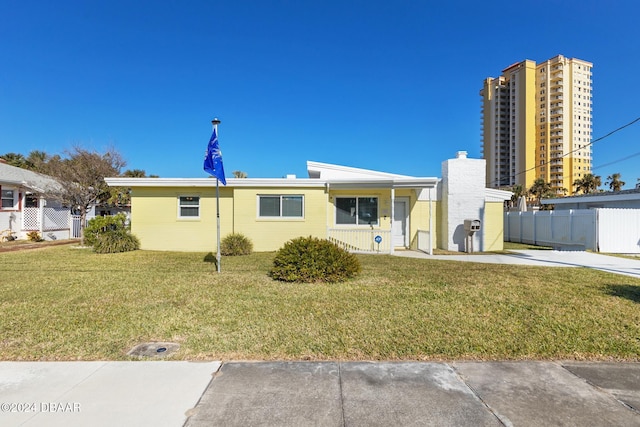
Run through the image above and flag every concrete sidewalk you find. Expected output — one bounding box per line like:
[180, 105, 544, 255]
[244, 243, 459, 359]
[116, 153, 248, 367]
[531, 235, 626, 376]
[0, 361, 219, 427]
[395, 249, 640, 279]
[1, 361, 639, 426]
[186, 361, 640, 427]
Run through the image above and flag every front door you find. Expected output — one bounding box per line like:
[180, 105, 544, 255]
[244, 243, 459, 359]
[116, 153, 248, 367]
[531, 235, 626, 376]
[392, 199, 408, 247]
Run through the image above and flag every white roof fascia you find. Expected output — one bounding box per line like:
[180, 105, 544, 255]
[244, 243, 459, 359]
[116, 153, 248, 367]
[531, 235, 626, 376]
[542, 191, 640, 205]
[306, 160, 413, 180]
[0, 178, 25, 186]
[105, 176, 440, 190]
[104, 177, 327, 188]
[325, 177, 438, 189]
[485, 188, 513, 202]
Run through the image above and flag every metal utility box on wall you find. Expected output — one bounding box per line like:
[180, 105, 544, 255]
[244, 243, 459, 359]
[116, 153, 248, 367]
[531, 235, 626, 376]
[464, 219, 481, 253]
[464, 219, 481, 233]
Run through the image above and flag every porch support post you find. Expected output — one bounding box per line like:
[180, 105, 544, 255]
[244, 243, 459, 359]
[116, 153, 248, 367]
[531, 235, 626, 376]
[429, 187, 433, 255]
[39, 199, 44, 235]
[390, 187, 395, 254]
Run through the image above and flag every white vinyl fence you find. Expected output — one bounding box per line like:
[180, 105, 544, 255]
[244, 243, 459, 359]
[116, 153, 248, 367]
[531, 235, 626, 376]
[504, 208, 640, 253]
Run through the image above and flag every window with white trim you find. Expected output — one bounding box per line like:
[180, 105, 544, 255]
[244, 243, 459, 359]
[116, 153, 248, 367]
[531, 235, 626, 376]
[1, 188, 15, 209]
[258, 195, 303, 218]
[335, 197, 378, 225]
[178, 196, 200, 218]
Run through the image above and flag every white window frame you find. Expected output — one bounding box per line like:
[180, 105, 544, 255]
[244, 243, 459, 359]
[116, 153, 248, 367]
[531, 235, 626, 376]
[1, 187, 17, 210]
[334, 196, 379, 226]
[257, 194, 304, 219]
[178, 195, 200, 219]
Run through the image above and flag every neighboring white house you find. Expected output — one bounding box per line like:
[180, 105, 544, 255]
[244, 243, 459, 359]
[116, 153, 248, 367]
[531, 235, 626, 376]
[541, 188, 640, 210]
[0, 160, 75, 241]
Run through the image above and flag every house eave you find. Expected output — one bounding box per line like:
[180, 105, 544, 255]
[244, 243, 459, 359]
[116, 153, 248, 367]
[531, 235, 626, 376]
[485, 188, 513, 202]
[306, 160, 414, 180]
[105, 176, 440, 190]
[327, 178, 439, 189]
[104, 177, 327, 188]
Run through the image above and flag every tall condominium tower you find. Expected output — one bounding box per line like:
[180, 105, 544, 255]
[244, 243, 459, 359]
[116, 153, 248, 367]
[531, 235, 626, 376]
[480, 55, 593, 195]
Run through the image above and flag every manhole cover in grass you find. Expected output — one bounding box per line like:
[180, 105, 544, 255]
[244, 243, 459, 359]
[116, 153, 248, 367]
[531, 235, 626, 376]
[127, 342, 180, 358]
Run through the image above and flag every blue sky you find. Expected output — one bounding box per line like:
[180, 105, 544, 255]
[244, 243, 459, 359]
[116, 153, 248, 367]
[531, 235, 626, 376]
[1, 0, 639, 188]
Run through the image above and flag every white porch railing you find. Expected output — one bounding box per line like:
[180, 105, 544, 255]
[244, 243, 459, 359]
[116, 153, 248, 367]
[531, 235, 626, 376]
[327, 228, 392, 253]
[23, 207, 71, 231]
[21, 207, 78, 240]
[417, 229, 432, 254]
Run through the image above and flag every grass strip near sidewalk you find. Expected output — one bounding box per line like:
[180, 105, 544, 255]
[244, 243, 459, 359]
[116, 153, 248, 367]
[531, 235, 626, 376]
[1, 246, 639, 361]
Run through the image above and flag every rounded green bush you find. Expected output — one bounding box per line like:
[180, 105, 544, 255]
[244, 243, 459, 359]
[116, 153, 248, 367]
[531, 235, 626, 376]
[269, 236, 361, 283]
[93, 229, 140, 254]
[220, 233, 253, 256]
[85, 213, 129, 246]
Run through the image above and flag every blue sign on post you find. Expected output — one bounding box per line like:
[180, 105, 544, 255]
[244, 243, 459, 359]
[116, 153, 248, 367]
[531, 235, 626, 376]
[374, 235, 382, 252]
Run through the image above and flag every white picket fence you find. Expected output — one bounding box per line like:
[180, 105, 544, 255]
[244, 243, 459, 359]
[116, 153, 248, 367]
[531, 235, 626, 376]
[504, 208, 640, 253]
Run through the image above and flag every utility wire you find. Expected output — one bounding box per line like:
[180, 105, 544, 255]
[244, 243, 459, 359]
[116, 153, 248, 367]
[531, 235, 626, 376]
[488, 116, 640, 187]
[592, 151, 640, 171]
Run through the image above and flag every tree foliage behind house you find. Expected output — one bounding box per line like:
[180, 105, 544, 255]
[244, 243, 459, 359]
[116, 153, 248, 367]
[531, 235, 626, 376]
[528, 178, 553, 204]
[573, 173, 602, 194]
[605, 173, 625, 192]
[44, 146, 126, 245]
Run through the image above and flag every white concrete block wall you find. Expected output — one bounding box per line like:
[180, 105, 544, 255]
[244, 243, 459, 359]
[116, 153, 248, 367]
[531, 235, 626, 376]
[441, 151, 486, 252]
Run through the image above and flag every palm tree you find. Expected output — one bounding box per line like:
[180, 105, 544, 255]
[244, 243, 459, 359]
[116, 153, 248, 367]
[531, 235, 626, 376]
[605, 173, 625, 192]
[25, 150, 50, 171]
[509, 184, 526, 208]
[528, 178, 552, 205]
[0, 152, 28, 168]
[574, 173, 601, 194]
[123, 169, 148, 177]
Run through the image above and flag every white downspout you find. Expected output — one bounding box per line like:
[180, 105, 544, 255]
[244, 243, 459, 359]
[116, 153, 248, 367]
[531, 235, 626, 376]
[390, 187, 395, 254]
[429, 187, 433, 255]
[325, 182, 330, 240]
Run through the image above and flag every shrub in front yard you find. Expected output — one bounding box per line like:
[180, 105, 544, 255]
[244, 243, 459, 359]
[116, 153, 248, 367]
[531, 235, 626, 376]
[221, 233, 253, 256]
[93, 229, 140, 254]
[26, 231, 43, 242]
[84, 213, 129, 246]
[269, 236, 361, 283]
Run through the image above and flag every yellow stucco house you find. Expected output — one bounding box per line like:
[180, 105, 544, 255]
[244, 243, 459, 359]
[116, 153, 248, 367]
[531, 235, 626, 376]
[105, 152, 511, 254]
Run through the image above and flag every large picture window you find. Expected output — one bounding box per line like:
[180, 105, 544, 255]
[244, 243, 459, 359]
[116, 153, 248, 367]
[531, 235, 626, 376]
[259, 195, 303, 218]
[1, 189, 15, 209]
[178, 196, 200, 218]
[335, 197, 378, 225]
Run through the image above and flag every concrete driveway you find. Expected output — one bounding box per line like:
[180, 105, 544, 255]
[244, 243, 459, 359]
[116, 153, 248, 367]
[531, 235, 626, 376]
[395, 249, 640, 279]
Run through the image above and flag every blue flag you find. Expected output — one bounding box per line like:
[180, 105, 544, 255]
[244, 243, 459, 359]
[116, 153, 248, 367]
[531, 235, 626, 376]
[203, 127, 226, 185]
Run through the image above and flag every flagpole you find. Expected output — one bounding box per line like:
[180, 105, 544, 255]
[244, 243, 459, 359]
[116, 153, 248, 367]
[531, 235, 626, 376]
[212, 118, 222, 273]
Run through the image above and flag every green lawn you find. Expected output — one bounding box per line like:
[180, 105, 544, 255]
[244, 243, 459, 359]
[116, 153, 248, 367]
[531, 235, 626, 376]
[1, 245, 639, 361]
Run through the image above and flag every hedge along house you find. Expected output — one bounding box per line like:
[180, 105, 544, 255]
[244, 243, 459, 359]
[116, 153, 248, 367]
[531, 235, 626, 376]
[105, 151, 511, 254]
